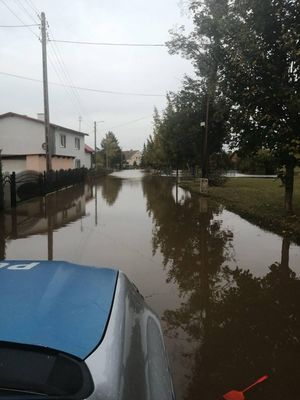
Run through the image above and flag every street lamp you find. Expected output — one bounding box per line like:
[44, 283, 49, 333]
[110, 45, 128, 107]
[94, 120, 105, 169]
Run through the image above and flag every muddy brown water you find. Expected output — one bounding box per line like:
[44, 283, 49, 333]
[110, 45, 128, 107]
[1, 170, 300, 399]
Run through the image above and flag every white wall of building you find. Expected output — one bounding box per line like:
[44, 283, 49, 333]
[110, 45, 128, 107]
[128, 151, 142, 166]
[0, 115, 44, 155]
[0, 114, 86, 169]
[84, 152, 92, 169]
[54, 127, 85, 167]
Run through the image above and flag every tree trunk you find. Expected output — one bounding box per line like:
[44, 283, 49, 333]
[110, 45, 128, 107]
[284, 162, 295, 215]
[279, 236, 291, 283]
[280, 236, 290, 270]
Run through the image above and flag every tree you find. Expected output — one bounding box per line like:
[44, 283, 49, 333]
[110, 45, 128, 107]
[237, 149, 277, 174]
[166, 0, 300, 212]
[221, 0, 300, 213]
[101, 176, 123, 206]
[167, 0, 230, 177]
[143, 77, 229, 173]
[101, 131, 121, 169]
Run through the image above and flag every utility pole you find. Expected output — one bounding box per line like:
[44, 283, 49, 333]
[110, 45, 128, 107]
[41, 12, 52, 172]
[202, 94, 210, 178]
[78, 116, 82, 132]
[94, 121, 97, 169]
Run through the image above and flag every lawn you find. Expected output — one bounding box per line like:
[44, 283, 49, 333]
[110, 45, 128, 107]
[180, 176, 300, 244]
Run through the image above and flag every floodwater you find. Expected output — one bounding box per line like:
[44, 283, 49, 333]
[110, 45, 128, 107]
[1, 170, 300, 399]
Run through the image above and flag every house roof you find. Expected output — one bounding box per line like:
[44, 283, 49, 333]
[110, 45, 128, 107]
[0, 112, 88, 136]
[85, 144, 94, 153]
[122, 150, 141, 161]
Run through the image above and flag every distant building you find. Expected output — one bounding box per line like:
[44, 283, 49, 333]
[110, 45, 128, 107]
[229, 151, 240, 166]
[122, 150, 142, 166]
[84, 144, 94, 169]
[0, 112, 89, 173]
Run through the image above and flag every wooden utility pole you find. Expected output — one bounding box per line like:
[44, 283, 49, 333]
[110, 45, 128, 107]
[41, 12, 52, 172]
[202, 94, 210, 178]
[94, 121, 97, 169]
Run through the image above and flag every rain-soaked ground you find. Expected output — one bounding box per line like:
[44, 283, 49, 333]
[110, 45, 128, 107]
[1, 170, 300, 399]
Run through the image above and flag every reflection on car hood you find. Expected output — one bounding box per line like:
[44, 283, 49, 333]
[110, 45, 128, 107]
[0, 260, 118, 359]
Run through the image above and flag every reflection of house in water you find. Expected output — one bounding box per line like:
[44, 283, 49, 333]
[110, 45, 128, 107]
[3, 184, 93, 240]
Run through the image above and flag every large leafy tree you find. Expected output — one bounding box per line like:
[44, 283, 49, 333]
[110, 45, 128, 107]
[167, 0, 230, 177]
[143, 77, 229, 172]
[166, 0, 300, 212]
[101, 131, 121, 169]
[221, 0, 300, 213]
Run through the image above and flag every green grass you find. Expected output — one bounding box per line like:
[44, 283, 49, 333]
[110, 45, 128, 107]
[180, 176, 300, 244]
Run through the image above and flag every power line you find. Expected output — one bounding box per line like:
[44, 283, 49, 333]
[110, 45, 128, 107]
[49, 39, 166, 47]
[13, 0, 39, 24]
[15, 0, 93, 131]
[23, 0, 40, 16]
[0, 0, 39, 38]
[47, 24, 91, 126]
[0, 23, 39, 27]
[108, 116, 153, 130]
[5, 0, 94, 131]
[0, 71, 165, 97]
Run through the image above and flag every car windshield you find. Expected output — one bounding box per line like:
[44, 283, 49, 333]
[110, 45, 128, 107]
[0, 344, 93, 400]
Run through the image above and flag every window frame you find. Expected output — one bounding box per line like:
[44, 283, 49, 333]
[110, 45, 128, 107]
[75, 137, 80, 150]
[60, 134, 66, 148]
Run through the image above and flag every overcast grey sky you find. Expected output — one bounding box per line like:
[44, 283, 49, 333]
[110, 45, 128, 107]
[0, 0, 194, 150]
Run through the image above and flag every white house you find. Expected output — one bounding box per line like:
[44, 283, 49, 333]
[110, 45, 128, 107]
[84, 144, 94, 169]
[0, 112, 89, 173]
[123, 150, 142, 166]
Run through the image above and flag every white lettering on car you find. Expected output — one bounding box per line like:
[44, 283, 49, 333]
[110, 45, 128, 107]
[7, 262, 40, 270]
[0, 263, 9, 269]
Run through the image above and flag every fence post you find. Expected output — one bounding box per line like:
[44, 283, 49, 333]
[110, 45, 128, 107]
[38, 173, 44, 196]
[10, 172, 17, 208]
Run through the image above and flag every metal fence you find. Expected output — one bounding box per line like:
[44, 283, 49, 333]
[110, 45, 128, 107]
[0, 168, 87, 210]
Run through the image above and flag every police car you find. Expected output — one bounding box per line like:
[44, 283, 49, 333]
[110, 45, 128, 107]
[0, 261, 175, 399]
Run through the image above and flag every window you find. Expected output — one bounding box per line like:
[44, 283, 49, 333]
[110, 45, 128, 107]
[75, 137, 80, 150]
[75, 159, 81, 168]
[0, 344, 93, 399]
[60, 134, 66, 148]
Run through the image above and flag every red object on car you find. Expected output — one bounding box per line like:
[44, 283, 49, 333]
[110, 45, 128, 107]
[223, 374, 269, 400]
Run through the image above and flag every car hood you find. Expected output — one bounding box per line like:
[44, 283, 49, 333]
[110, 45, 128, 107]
[0, 260, 118, 359]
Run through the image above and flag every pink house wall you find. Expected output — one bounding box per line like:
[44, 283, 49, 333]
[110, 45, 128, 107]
[26, 155, 74, 172]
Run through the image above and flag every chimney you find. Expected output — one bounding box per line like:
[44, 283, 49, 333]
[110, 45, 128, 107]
[37, 113, 44, 121]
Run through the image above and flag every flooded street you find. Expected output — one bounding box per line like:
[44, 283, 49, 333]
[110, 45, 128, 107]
[1, 170, 300, 399]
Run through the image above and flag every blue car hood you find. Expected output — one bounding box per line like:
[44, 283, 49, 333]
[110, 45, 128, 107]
[0, 260, 118, 359]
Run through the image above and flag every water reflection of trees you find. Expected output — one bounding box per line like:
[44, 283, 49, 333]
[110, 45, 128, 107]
[142, 175, 234, 296]
[142, 176, 300, 400]
[101, 177, 123, 206]
[167, 261, 300, 400]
